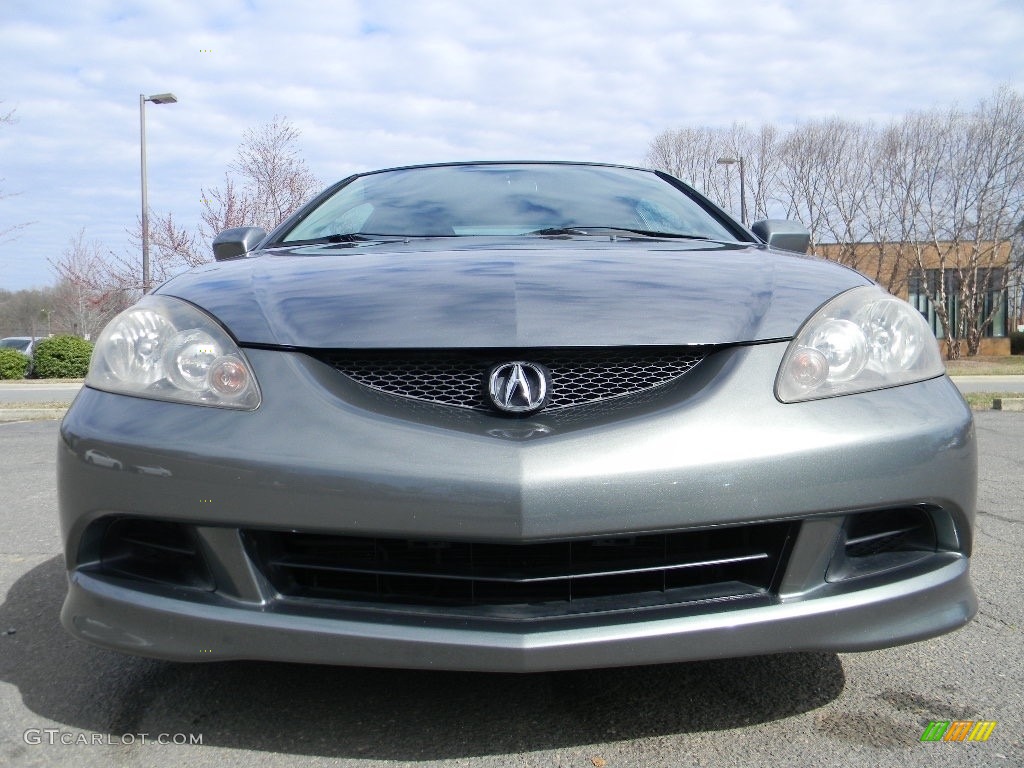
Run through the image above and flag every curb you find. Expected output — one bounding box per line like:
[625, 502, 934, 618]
[993, 398, 1024, 412]
[0, 408, 67, 423]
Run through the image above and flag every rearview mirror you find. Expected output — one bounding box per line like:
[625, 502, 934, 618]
[212, 227, 268, 261]
[750, 220, 811, 254]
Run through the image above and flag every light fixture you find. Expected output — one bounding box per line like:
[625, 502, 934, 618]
[140, 92, 179, 293]
[716, 156, 748, 227]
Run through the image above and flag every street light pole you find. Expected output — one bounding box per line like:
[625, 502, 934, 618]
[139, 92, 178, 294]
[716, 156, 748, 227]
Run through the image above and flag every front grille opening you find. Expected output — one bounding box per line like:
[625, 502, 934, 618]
[826, 507, 939, 582]
[243, 522, 797, 621]
[312, 347, 712, 413]
[94, 518, 214, 591]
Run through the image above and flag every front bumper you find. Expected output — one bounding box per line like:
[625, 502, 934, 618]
[57, 343, 978, 670]
[62, 558, 974, 672]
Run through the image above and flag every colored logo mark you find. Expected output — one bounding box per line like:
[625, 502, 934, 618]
[920, 720, 997, 742]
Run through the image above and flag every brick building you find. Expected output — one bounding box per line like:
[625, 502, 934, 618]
[814, 240, 1012, 357]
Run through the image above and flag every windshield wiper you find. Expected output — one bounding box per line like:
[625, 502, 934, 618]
[527, 227, 594, 236]
[323, 233, 384, 242]
[280, 232, 419, 246]
[526, 226, 714, 240]
[278, 233, 374, 245]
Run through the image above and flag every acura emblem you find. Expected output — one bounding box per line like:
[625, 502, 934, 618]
[487, 362, 548, 415]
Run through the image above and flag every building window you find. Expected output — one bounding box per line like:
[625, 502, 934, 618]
[907, 269, 1007, 338]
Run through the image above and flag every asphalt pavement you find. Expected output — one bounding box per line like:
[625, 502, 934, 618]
[0, 414, 1021, 767]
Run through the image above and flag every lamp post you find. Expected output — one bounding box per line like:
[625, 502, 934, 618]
[140, 92, 178, 293]
[716, 156, 747, 227]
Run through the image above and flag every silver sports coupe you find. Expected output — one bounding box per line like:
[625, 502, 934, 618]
[57, 161, 977, 672]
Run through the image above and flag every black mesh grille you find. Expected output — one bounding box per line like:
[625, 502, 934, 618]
[312, 347, 710, 412]
[243, 522, 797, 620]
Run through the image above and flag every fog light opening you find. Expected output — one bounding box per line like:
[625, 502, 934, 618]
[826, 507, 941, 582]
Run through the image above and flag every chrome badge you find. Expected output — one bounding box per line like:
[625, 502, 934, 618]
[487, 362, 548, 415]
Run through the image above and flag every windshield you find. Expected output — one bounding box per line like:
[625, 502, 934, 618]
[0, 338, 31, 353]
[279, 163, 740, 243]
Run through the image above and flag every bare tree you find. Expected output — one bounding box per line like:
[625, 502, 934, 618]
[48, 229, 135, 337]
[859, 121, 922, 294]
[1010, 222, 1024, 331]
[0, 102, 32, 245]
[645, 88, 1024, 356]
[896, 90, 1024, 356]
[119, 211, 207, 288]
[645, 126, 728, 198]
[201, 115, 321, 238]
[119, 115, 323, 286]
[0, 286, 53, 338]
[55, 117, 322, 320]
[775, 120, 855, 252]
[953, 88, 1024, 354]
[739, 123, 783, 223]
[645, 123, 782, 225]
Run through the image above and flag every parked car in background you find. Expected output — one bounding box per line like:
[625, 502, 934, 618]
[0, 336, 38, 376]
[57, 161, 976, 672]
[0, 336, 37, 356]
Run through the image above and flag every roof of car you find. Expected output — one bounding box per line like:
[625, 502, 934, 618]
[351, 160, 656, 177]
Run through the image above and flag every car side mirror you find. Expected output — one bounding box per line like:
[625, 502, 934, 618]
[212, 227, 268, 261]
[750, 220, 811, 254]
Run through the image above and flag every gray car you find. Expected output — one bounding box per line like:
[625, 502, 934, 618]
[0, 336, 37, 355]
[57, 161, 976, 672]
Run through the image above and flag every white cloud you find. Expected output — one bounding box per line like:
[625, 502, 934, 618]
[0, 0, 1022, 289]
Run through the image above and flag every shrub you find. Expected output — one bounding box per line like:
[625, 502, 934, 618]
[1012, 331, 1024, 356]
[0, 348, 31, 379]
[32, 335, 94, 379]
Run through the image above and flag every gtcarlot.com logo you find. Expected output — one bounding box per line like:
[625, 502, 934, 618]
[920, 720, 997, 742]
[24, 729, 203, 746]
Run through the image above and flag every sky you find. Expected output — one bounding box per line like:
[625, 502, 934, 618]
[1, 0, 1022, 291]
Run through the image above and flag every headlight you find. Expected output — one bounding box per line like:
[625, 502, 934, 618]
[776, 285, 944, 403]
[87, 295, 261, 409]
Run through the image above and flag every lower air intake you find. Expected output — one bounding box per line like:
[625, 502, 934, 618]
[96, 518, 214, 591]
[244, 521, 797, 620]
[827, 506, 939, 582]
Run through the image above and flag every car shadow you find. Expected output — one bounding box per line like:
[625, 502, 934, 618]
[1, 556, 846, 761]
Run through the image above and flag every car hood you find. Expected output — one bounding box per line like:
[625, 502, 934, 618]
[157, 238, 870, 348]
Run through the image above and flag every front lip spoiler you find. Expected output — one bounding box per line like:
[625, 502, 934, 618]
[62, 558, 975, 672]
